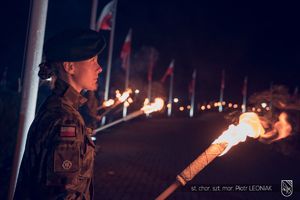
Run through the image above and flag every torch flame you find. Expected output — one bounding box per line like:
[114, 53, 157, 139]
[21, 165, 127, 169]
[141, 98, 164, 114]
[259, 112, 292, 143]
[103, 99, 115, 107]
[115, 89, 132, 103]
[213, 112, 265, 156]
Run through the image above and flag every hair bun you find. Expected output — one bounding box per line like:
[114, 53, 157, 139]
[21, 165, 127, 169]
[38, 62, 54, 79]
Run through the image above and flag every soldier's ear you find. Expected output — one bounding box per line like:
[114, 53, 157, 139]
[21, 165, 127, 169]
[62, 62, 75, 75]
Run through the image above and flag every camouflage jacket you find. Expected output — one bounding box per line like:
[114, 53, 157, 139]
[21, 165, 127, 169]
[15, 79, 95, 200]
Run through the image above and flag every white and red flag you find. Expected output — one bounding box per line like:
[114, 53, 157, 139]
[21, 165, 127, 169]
[120, 29, 132, 69]
[96, 1, 114, 31]
[160, 60, 174, 83]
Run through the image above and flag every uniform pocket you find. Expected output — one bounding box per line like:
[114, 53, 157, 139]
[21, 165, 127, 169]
[54, 143, 80, 173]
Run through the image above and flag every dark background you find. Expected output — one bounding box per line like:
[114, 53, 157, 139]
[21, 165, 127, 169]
[1, 0, 299, 103]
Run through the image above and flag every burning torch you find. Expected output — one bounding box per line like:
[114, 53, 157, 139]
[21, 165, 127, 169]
[92, 98, 164, 135]
[97, 89, 132, 118]
[156, 112, 265, 200]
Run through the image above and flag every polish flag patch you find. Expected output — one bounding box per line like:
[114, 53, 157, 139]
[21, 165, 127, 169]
[60, 126, 76, 137]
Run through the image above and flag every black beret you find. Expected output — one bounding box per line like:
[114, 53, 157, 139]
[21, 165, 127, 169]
[44, 29, 106, 62]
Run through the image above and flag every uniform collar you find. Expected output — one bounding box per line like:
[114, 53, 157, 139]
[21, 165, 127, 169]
[53, 79, 87, 110]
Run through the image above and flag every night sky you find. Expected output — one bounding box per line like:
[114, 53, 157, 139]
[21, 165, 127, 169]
[1, 0, 299, 103]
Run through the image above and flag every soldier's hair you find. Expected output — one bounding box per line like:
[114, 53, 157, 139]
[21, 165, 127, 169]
[38, 61, 63, 80]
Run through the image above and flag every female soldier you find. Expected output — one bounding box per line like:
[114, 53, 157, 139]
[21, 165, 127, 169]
[15, 29, 105, 200]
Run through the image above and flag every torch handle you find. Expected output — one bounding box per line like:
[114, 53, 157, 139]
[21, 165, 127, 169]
[177, 142, 227, 185]
[155, 181, 181, 200]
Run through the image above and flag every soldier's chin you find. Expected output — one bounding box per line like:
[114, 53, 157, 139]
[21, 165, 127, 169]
[87, 84, 98, 91]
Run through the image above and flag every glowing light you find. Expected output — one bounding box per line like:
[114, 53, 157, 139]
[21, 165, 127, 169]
[179, 106, 184, 111]
[167, 103, 171, 108]
[222, 101, 226, 106]
[266, 107, 270, 111]
[46, 77, 52, 81]
[233, 104, 238, 109]
[141, 98, 164, 114]
[201, 106, 206, 110]
[214, 102, 218, 107]
[261, 102, 267, 108]
[118, 89, 132, 102]
[134, 89, 140, 94]
[187, 105, 191, 109]
[228, 103, 233, 108]
[213, 112, 265, 156]
[115, 90, 121, 98]
[103, 99, 115, 107]
[173, 98, 179, 103]
[241, 105, 245, 110]
[207, 105, 211, 109]
[252, 107, 256, 112]
[257, 108, 262, 112]
[217, 102, 222, 106]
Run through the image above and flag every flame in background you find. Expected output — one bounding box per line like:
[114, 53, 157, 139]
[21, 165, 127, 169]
[117, 89, 132, 102]
[213, 112, 265, 156]
[141, 98, 164, 114]
[103, 99, 115, 107]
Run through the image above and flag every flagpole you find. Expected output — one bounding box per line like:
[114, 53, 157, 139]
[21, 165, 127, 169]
[189, 69, 196, 118]
[90, 0, 98, 30]
[122, 31, 131, 117]
[242, 76, 248, 113]
[102, 0, 118, 125]
[168, 67, 174, 117]
[147, 49, 154, 102]
[8, 0, 49, 199]
[218, 69, 225, 112]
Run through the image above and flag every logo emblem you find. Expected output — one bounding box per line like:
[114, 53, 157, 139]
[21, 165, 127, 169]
[281, 180, 293, 197]
[62, 160, 72, 170]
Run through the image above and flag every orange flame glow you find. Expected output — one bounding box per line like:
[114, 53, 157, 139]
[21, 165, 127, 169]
[213, 112, 265, 156]
[259, 112, 292, 143]
[103, 99, 115, 107]
[141, 98, 164, 114]
[117, 89, 132, 102]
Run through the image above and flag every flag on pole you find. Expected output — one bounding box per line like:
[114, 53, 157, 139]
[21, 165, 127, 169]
[96, 1, 114, 31]
[120, 29, 132, 69]
[161, 60, 174, 83]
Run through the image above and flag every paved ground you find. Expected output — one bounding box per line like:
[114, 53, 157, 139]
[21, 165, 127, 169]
[93, 113, 300, 200]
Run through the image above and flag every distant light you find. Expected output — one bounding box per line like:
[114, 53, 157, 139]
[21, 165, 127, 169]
[241, 105, 245, 109]
[261, 102, 267, 108]
[187, 105, 191, 109]
[228, 103, 233, 108]
[266, 106, 270, 111]
[252, 107, 256, 112]
[173, 98, 179, 103]
[217, 102, 222, 106]
[134, 89, 140, 94]
[222, 101, 226, 106]
[91, 136, 96, 141]
[179, 106, 184, 111]
[207, 105, 211, 109]
[167, 103, 171, 108]
[214, 102, 218, 107]
[257, 108, 262, 112]
[46, 77, 52, 82]
[201, 106, 206, 110]
[233, 104, 238, 109]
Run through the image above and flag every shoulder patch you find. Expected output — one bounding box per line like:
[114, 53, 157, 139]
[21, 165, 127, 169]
[60, 126, 76, 137]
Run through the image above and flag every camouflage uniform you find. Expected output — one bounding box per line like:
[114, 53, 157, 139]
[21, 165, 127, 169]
[15, 79, 95, 200]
